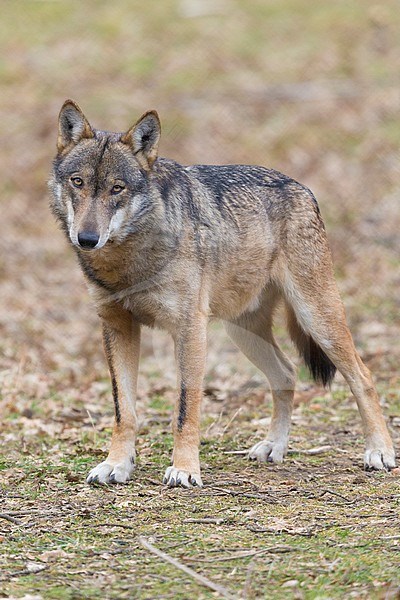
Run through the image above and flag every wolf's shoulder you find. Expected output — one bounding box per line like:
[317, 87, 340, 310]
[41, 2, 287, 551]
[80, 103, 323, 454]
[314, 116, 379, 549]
[186, 164, 320, 214]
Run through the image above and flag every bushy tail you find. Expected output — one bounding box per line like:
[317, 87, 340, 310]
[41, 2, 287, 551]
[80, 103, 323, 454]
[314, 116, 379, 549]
[286, 304, 336, 387]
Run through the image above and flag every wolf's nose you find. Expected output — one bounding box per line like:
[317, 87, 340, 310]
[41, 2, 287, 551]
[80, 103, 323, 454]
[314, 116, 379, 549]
[77, 231, 99, 249]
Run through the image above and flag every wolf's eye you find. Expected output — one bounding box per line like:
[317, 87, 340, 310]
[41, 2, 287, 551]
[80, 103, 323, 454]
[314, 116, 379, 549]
[111, 184, 125, 195]
[71, 176, 83, 188]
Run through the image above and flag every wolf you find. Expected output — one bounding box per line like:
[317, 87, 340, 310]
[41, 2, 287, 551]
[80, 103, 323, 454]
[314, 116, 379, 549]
[49, 99, 396, 488]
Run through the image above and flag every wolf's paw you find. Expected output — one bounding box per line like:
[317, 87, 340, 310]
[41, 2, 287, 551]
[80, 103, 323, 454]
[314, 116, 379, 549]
[163, 466, 203, 488]
[86, 458, 135, 485]
[248, 440, 287, 464]
[364, 446, 396, 471]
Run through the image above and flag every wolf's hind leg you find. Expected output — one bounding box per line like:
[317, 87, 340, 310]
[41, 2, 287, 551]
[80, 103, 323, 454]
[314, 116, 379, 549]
[284, 271, 395, 470]
[87, 312, 140, 485]
[225, 290, 296, 464]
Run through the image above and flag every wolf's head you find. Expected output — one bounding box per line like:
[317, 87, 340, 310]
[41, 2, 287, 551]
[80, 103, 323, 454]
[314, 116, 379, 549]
[49, 100, 161, 251]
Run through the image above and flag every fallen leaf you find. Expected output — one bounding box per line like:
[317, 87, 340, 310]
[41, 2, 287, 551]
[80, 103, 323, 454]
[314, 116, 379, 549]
[38, 549, 69, 562]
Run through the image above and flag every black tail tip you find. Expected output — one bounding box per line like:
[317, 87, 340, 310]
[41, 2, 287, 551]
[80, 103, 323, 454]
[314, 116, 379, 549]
[305, 337, 336, 387]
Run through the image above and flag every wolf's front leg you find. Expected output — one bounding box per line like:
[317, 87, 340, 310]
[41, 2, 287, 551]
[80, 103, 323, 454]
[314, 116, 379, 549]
[164, 313, 207, 488]
[87, 314, 140, 485]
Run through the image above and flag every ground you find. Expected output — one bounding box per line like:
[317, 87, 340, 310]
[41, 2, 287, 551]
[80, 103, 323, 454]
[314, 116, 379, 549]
[0, 1, 399, 598]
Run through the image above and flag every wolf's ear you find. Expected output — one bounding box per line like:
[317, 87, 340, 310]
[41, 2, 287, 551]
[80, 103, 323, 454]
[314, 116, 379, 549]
[57, 100, 94, 153]
[122, 110, 161, 171]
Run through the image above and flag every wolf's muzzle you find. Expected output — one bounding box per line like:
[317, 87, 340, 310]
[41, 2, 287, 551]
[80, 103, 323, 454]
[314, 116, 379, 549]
[77, 231, 100, 249]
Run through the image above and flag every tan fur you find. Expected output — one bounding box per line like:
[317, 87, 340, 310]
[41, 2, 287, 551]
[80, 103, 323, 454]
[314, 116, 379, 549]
[50, 101, 396, 487]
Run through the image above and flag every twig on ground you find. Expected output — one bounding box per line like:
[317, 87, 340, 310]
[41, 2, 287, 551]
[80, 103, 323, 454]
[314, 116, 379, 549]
[224, 445, 333, 456]
[86, 522, 136, 530]
[188, 546, 294, 563]
[184, 517, 225, 525]
[221, 406, 244, 435]
[204, 409, 223, 437]
[0, 494, 24, 499]
[319, 489, 355, 504]
[138, 536, 238, 600]
[247, 524, 314, 537]
[0, 513, 22, 525]
[86, 409, 97, 444]
[143, 477, 164, 486]
[288, 445, 332, 455]
[207, 487, 278, 503]
[91, 549, 124, 556]
[0, 564, 47, 581]
[0, 510, 39, 516]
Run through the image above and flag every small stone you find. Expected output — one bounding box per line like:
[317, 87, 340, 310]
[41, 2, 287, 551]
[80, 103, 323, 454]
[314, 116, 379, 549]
[26, 561, 46, 573]
[282, 580, 299, 588]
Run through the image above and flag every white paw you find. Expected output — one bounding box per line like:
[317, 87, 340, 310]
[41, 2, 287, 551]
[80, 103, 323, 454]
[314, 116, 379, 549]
[163, 466, 203, 488]
[86, 458, 135, 485]
[248, 440, 287, 464]
[364, 447, 396, 471]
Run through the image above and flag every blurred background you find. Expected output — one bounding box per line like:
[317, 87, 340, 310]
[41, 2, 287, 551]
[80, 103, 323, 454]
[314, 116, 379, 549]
[0, 0, 399, 421]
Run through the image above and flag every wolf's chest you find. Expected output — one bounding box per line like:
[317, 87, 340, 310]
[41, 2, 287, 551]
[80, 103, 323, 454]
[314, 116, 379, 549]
[122, 286, 185, 330]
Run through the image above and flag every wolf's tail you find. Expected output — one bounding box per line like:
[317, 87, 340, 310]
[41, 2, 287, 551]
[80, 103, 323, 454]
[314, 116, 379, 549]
[285, 304, 336, 387]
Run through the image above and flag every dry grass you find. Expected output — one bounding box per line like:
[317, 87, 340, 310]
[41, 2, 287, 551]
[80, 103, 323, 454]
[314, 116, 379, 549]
[0, 1, 400, 598]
